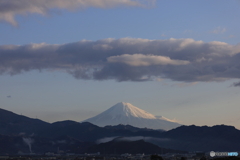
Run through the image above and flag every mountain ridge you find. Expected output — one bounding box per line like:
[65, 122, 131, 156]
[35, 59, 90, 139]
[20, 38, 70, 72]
[83, 102, 181, 130]
[0, 108, 49, 135]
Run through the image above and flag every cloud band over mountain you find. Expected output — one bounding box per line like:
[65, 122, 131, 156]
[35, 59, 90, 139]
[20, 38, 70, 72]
[0, 0, 155, 26]
[1, 38, 240, 83]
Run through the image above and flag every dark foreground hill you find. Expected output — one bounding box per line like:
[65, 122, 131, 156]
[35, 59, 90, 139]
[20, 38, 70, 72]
[0, 134, 93, 154]
[0, 108, 49, 135]
[87, 137, 186, 154]
[150, 125, 240, 151]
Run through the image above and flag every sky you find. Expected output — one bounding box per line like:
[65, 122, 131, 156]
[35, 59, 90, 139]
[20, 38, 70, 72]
[1, 0, 240, 129]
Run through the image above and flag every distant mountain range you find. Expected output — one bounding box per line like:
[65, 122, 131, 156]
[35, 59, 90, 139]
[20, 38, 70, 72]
[83, 102, 181, 130]
[0, 107, 240, 154]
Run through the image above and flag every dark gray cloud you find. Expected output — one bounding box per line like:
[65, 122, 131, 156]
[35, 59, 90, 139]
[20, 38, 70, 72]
[1, 38, 240, 83]
[233, 81, 240, 87]
[0, 0, 154, 26]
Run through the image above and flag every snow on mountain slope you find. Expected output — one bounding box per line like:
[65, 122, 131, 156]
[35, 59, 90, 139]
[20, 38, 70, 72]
[82, 102, 181, 130]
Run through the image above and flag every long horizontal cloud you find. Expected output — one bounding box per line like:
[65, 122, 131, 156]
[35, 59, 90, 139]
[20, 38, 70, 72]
[1, 38, 240, 83]
[0, 0, 154, 26]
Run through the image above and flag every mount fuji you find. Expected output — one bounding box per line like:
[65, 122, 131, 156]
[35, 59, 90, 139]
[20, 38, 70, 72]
[83, 102, 181, 130]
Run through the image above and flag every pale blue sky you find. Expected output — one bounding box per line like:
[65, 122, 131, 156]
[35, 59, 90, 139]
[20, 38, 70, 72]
[1, 0, 240, 128]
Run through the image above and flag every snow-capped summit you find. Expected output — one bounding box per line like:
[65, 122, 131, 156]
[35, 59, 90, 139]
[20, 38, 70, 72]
[82, 102, 181, 130]
[104, 102, 156, 119]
